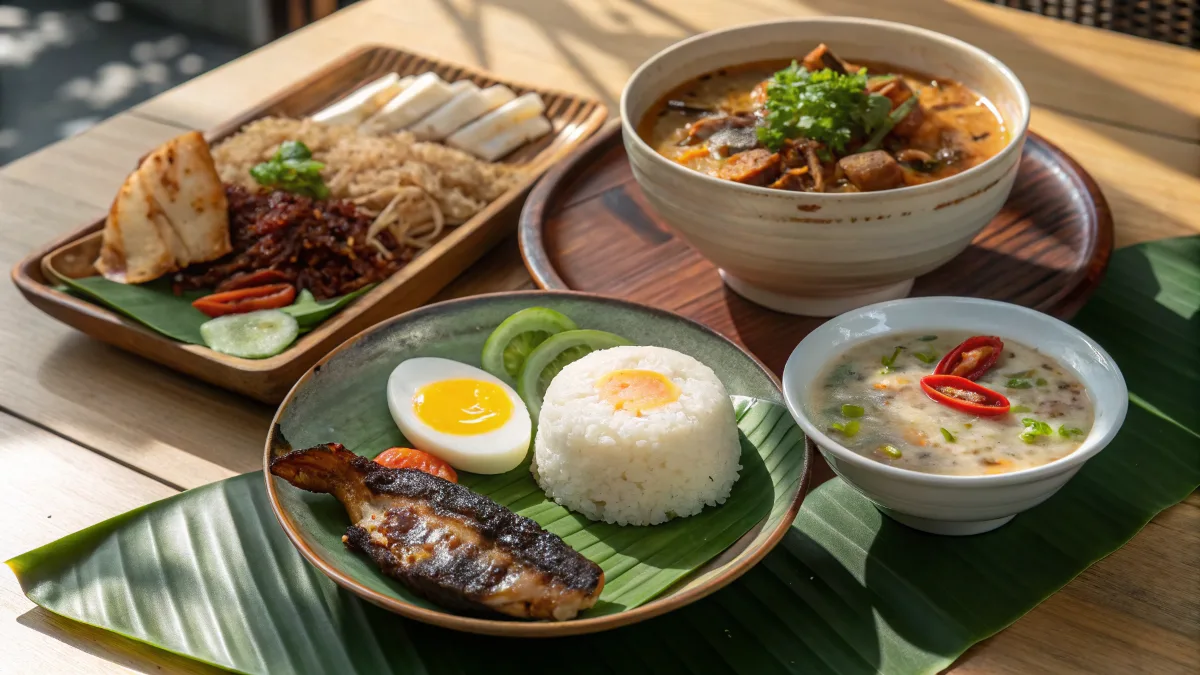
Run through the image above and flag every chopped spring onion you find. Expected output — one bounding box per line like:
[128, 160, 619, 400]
[880, 444, 902, 459]
[1010, 404, 1032, 413]
[1005, 370, 1036, 378]
[841, 404, 865, 418]
[918, 335, 938, 342]
[831, 420, 860, 437]
[1058, 425, 1086, 438]
[880, 346, 905, 373]
[1036, 377, 1048, 386]
[1006, 378, 1033, 389]
[940, 428, 956, 442]
[1019, 418, 1053, 444]
[913, 349, 939, 364]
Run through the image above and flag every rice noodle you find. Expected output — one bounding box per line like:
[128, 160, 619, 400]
[210, 117, 520, 256]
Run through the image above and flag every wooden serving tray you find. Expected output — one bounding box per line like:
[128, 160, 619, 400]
[520, 124, 1114, 375]
[12, 45, 607, 403]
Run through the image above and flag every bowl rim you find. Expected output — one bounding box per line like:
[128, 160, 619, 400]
[263, 289, 812, 637]
[619, 16, 1032, 202]
[782, 296, 1128, 486]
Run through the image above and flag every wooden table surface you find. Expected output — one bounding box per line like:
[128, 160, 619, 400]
[1, 1, 1197, 672]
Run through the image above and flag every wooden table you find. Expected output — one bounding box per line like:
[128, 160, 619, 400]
[2, 1, 1197, 672]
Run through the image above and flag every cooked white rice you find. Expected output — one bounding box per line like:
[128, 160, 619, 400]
[532, 346, 742, 526]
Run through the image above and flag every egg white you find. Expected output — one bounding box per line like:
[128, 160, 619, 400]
[386, 357, 532, 474]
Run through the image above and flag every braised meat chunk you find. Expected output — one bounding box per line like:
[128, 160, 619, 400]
[716, 149, 781, 186]
[838, 151, 905, 192]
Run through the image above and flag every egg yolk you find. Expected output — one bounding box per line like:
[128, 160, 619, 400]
[413, 378, 513, 435]
[596, 369, 681, 415]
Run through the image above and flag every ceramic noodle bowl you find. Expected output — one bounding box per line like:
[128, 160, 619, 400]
[620, 18, 1031, 317]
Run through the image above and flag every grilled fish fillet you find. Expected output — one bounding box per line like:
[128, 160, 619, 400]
[96, 130, 230, 283]
[270, 443, 605, 621]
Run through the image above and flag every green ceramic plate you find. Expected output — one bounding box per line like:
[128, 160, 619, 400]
[264, 291, 812, 637]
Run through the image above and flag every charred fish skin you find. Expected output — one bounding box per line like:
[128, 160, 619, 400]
[269, 443, 604, 621]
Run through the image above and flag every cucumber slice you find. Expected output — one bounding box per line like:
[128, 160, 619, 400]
[517, 329, 631, 419]
[481, 307, 578, 386]
[200, 310, 300, 359]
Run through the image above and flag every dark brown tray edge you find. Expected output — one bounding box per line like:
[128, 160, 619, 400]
[518, 123, 1115, 323]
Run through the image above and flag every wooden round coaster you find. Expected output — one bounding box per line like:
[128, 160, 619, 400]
[520, 124, 1114, 375]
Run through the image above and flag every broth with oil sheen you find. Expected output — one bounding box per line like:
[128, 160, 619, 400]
[639, 59, 1008, 192]
[809, 332, 1093, 476]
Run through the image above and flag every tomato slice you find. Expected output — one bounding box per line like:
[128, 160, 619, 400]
[920, 374, 1010, 416]
[192, 283, 296, 318]
[374, 447, 458, 483]
[934, 336, 1004, 380]
[215, 269, 293, 292]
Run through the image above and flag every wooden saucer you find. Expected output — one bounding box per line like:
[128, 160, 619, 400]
[519, 124, 1114, 375]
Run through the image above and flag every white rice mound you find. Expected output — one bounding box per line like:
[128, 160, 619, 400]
[532, 345, 742, 526]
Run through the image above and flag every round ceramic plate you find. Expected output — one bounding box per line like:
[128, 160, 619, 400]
[264, 291, 812, 637]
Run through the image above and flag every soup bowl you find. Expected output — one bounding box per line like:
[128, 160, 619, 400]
[782, 297, 1127, 535]
[620, 18, 1031, 317]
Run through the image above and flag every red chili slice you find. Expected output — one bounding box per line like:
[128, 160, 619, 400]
[192, 283, 296, 318]
[934, 336, 1004, 380]
[920, 374, 1010, 416]
[214, 269, 293, 292]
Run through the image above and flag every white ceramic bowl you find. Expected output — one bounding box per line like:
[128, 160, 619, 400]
[620, 18, 1031, 317]
[782, 297, 1127, 535]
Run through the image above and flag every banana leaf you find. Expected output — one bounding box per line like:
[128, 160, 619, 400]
[10, 237, 1200, 674]
[62, 276, 373, 344]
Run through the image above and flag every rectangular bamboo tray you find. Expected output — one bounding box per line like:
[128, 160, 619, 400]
[12, 45, 607, 403]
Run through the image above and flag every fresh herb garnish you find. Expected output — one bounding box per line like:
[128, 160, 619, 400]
[918, 335, 939, 342]
[757, 63, 891, 154]
[831, 420, 861, 437]
[1006, 378, 1033, 389]
[1010, 404, 1032, 413]
[1036, 377, 1048, 387]
[1058, 425, 1086, 438]
[841, 404, 865, 418]
[250, 140, 330, 199]
[1019, 418, 1053, 444]
[858, 94, 919, 153]
[1005, 370, 1036, 378]
[940, 428, 956, 442]
[880, 444, 902, 459]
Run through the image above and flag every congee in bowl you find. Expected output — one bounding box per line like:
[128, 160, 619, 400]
[810, 332, 1093, 476]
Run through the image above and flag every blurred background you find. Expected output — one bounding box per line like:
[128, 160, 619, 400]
[0, 0, 1194, 166]
[0, 0, 353, 165]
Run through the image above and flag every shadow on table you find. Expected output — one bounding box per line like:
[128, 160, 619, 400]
[34, 334, 274, 479]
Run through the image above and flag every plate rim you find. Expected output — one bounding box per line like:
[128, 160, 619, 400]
[517, 125, 1115, 322]
[262, 289, 813, 637]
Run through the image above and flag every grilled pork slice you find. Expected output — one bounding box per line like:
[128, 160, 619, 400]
[95, 131, 230, 283]
[270, 443, 605, 621]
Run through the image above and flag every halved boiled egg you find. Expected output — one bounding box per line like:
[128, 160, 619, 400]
[386, 357, 532, 474]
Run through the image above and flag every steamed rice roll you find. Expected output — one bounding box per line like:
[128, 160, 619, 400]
[409, 84, 516, 141]
[447, 92, 551, 160]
